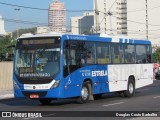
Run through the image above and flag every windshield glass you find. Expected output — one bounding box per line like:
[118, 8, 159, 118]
[14, 37, 61, 79]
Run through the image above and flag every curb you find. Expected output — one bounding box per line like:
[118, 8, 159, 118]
[0, 94, 14, 100]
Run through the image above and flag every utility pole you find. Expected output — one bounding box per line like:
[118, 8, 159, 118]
[104, 0, 107, 34]
[15, 8, 20, 38]
[145, 0, 148, 40]
[108, 11, 113, 35]
[95, 0, 99, 33]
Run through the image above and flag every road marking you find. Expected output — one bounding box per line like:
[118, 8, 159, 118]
[153, 96, 160, 99]
[103, 102, 124, 107]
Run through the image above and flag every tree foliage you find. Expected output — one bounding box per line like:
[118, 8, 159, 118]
[0, 35, 16, 61]
[153, 48, 160, 63]
[12, 27, 37, 38]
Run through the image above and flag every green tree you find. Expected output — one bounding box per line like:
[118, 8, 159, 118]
[0, 35, 16, 61]
[12, 27, 37, 38]
[153, 48, 160, 63]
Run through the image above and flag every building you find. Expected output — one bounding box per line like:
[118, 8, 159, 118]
[48, 0, 66, 33]
[37, 26, 50, 34]
[71, 16, 82, 34]
[71, 12, 94, 34]
[94, 0, 127, 35]
[93, 0, 160, 47]
[0, 16, 6, 36]
[127, 0, 160, 47]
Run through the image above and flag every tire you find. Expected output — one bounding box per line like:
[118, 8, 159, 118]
[39, 98, 52, 105]
[76, 83, 90, 104]
[124, 79, 135, 97]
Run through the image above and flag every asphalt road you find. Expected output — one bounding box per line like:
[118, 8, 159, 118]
[0, 80, 160, 120]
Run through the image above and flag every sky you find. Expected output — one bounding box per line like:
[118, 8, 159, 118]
[0, 0, 93, 32]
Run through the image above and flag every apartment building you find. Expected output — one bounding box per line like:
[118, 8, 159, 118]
[48, 0, 66, 33]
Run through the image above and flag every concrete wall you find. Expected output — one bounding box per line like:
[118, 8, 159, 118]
[0, 62, 13, 90]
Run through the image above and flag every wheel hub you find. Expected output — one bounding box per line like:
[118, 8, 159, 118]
[81, 87, 88, 100]
[129, 83, 134, 94]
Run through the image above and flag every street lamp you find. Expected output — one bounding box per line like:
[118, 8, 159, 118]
[15, 8, 20, 38]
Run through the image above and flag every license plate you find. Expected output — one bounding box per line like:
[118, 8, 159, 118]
[30, 94, 39, 98]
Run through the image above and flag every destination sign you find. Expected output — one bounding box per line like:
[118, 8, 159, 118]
[22, 39, 55, 45]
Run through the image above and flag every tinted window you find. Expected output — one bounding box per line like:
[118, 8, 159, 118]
[111, 44, 124, 63]
[96, 43, 110, 64]
[146, 45, 152, 63]
[136, 45, 146, 63]
[64, 41, 96, 66]
[124, 45, 135, 63]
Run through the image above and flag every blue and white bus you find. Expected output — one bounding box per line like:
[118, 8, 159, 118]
[13, 33, 153, 104]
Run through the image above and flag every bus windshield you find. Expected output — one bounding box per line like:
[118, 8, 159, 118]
[14, 37, 61, 79]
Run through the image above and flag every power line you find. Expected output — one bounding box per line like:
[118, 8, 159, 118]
[98, 0, 118, 30]
[4, 17, 94, 29]
[4, 17, 160, 39]
[108, 0, 118, 11]
[0, 2, 93, 12]
[128, 5, 160, 13]
[4, 15, 160, 33]
[111, 15, 160, 27]
[4, 18, 48, 26]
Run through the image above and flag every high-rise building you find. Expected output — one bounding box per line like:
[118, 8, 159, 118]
[71, 12, 94, 34]
[0, 16, 6, 36]
[48, 0, 66, 33]
[94, 0, 127, 35]
[94, 0, 160, 46]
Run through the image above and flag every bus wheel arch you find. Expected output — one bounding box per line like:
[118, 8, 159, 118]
[124, 76, 135, 97]
[76, 79, 93, 103]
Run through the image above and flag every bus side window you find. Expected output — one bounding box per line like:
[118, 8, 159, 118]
[146, 54, 151, 63]
[146, 45, 152, 63]
[86, 52, 94, 64]
[136, 45, 146, 64]
[96, 43, 110, 64]
[70, 50, 76, 65]
[124, 45, 135, 64]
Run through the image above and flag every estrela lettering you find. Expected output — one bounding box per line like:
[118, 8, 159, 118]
[92, 70, 108, 77]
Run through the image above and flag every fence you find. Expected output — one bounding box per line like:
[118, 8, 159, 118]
[0, 62, 13, 90]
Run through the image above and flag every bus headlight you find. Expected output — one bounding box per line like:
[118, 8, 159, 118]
[13, 80, 20, 89]
[50, 80, 61, 89]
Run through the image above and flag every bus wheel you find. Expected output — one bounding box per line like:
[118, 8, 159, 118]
[39, 98, 52, 105]
[124, 79, 135, 97]
[76, 83, 90, 104]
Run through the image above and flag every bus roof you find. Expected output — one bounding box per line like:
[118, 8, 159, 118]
[18, 33, 151, 45]
[18, 32, 64, 39]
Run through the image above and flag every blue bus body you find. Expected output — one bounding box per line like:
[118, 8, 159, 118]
[13, 34, 153, 103]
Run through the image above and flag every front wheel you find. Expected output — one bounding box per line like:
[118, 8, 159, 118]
[39, 98, 52, 105]
[124, 79, 135, 97]
[76, 83, 90, 104]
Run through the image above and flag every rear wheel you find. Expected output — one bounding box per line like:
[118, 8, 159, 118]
[76, 83, 90, 104]
[39, 98, 52, 105]
[124, 79, 135, 97]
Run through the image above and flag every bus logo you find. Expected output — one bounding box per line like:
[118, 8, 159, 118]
[92, 70, 108, 77]
[33, 86, 36, 89]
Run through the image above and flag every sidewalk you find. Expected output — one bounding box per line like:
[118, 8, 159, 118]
[0, 89, 14, 100]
